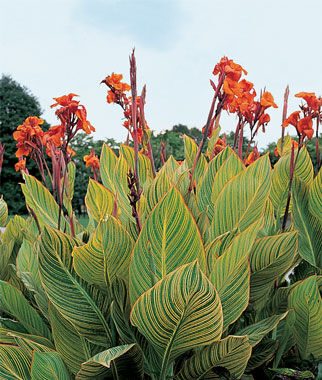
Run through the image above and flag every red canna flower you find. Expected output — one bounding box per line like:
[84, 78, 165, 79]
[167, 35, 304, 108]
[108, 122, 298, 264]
[13, 116, 45, 157]
[84, 150, 100, 170]
[295, 92, 321, 111]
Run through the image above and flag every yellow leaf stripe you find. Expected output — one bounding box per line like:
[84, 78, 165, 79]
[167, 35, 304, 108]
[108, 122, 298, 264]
[99, 143, 117, 193]
[130, 262, 223, 377]
[85, 179, 115, 223]
[129, 186, 206, 305]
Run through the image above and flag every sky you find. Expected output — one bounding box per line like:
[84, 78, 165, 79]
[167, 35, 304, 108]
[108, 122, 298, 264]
[1, 0, 322, 149]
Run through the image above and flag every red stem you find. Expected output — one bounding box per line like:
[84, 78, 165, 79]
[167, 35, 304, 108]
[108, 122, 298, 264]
[281, 85, 290, 155]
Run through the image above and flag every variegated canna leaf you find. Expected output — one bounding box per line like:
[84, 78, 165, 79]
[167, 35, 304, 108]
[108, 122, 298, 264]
[130, 262, 223, 378]
[308, 167, 322, 221]
[31, 351, 72, 380]
[99, 143, 118, 193]
[0, 345, 31, 379]
[288, 275, 322, 360]
[209, 155, 271, 240]
[129, 186, 206, 305]
[184, 135, 208, 185]
[176, 335, 252, 380]
[85, 179, 115, 223]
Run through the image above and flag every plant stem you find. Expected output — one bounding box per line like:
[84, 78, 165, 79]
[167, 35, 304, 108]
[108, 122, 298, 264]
[281, 140, 302, 230]
[281, 85, 290, 155]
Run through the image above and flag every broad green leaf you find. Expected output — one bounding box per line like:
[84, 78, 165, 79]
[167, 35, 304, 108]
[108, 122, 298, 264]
[0, 280, 51, 340]
[246, 339, 277, 371]
[100, 143, 118, 193]
[21, 173, 67, 231]
[85, 179, 115, 223]
[210, 151, 244, 207]
[38, 227, 111, 346]
[288, 275, 322, 360]
[129, 186, 206, 305]
[184, 135, 207, 186]
[120, 144, 153, 185]
[145, 171, 172, 212]
[49, 304, 88, 375]
[0, 239, 14, 281]
[249, 232, 298, 306]
[0, 327, 16, 344]
[0, 345, 31, 380]
[209, 221, 262, 330]
[130, 262, 223, 378]
[73, 217, 134, 287]
[158, 155, 180, 180]
[276, 134, 292, 156]
[292, 177, 322, 268]
[309, 167, 322, 221]
[113, 154, 133, 223]
[31, 351, 72, 380]
[0, 196, 8, 227]
[197, 147, 233, 215]
[271, 147, 313, 217]
[210, 155, 271, 239]
[76, 344, 144, 380]
[8, 331, 55, 354]
[62, 161, 76, 217]
[258, 199, 276, 237]
[236, 312, 288, 346]
[176, 335, 251, 380]
[206, 125, 221, 159]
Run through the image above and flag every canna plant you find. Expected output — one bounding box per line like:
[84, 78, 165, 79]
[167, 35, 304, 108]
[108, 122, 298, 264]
[0, 51, 321, 379]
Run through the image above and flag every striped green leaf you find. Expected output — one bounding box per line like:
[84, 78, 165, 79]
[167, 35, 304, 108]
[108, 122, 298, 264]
[236, 312, 288, 346]
[76, 344, 144, 380]
[0, 345, 31, 380]
[249, 232, 298, 306]
[258, 199, 276, 237]
[276, 135, 292, 156]
[62, 161, 76, 217]
[31, 351, 72, 380]
[8, 331, 55, 354]
[130, 262, 223, 378]
[269, 368, 315, 379]
[309, 167, 322, 221]
[38, 227, 111, 346]
[158, 155, 180, 180]
[120, 144, 153, 185]
[197, 147, 233, 215]
[209, 221, 262, 331]
[100, 143, 118, 193]
[73, 217, 134, 287]
[271, 147, 313, 217]
[206, 126, 221, 159]
[49, 304, 88, 375]
[0, 196, 8, 227]
[184, 135, 207, 185]
[129, 186, 206, 305]
[176, 335, 252, 380]
[209, 155, 271, 240]
[21, 173, 63, 230]
[246, 339, 277, 370]
[85, 179, 115, 223]
[210, 151, 244, 207]
[0, 280, 51, 340]
[145, 171, 172, 212]
[288, 275, 322, 360]
[292, 177, 322, 268]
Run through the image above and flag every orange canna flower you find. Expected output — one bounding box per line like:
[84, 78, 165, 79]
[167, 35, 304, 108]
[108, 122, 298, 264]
[245, 152, 255, 165]
[84, 150, 100, 170]
[261, 92, 278, 109]
[282, 111, 301, 127]
[13, 116, 45, 157]
[51, 93, 79, 109]
[297, 116, 314, 139]
[67, 145, 76, 157]
[295, 92, 321, 111]
[15, 158, 26, 171]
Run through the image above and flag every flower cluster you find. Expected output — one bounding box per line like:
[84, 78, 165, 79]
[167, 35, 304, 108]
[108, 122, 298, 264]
[13, 116, 45, 157]
[101, 73, 149, 143]
[282, 92, 321, 140]
[51, 93, 95, 136]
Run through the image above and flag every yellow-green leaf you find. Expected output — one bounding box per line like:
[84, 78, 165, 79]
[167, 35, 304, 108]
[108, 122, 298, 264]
[210, 155, 271, 239]
[31, 351, 72, 380]
[0, 345, 31, 380]
[85, 179, 115, 223]
[100, 143, 118, 193]
[0, 196, 8, 227]
[176, 335, 251, 380]
[129, 186, 206, 305]
[271, 147, 313, 217]
[184, 135, 207, 186]
[288, 275, 322, 360]
[130, 262, 223, 377]
[309, 167, 322, 221]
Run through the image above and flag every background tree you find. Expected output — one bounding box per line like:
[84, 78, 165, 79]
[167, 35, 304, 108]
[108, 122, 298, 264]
[0, 75, 49, 214]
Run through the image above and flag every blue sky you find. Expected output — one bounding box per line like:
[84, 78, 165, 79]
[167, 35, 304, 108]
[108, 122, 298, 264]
[1, 0, 321, 148]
